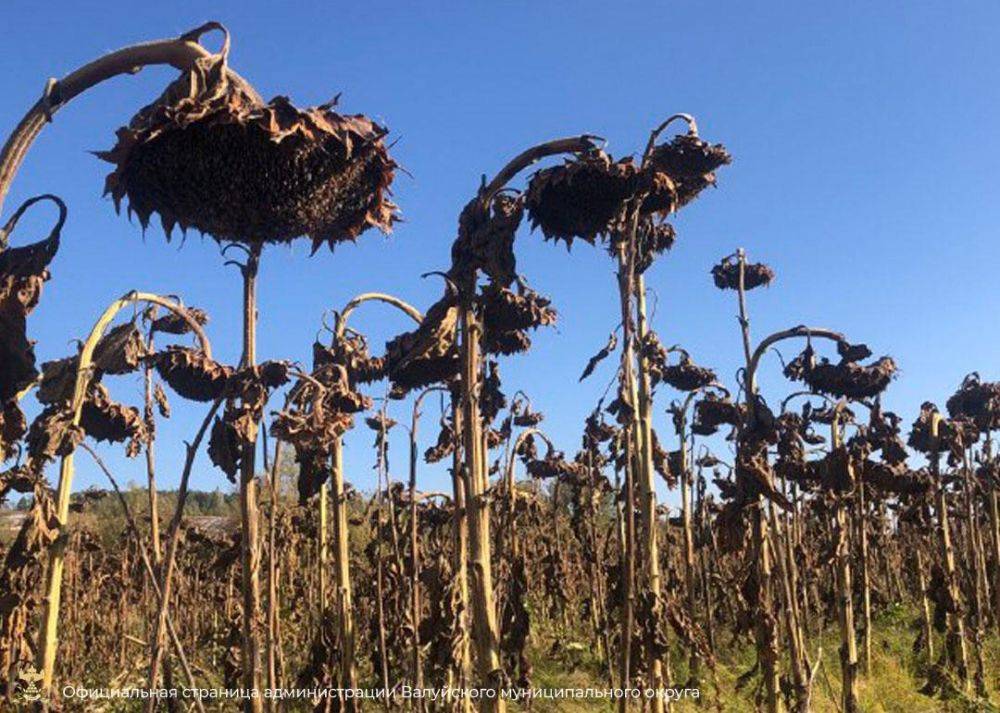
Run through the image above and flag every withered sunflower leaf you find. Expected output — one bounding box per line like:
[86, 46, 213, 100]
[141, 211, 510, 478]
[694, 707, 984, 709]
[579, 332, 618, 382]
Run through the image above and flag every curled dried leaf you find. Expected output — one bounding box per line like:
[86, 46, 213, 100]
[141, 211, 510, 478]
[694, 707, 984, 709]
[635, 221, 676, 274]
[153, 383, 171, 418]
[79, 384, 147, 456]
[154, 346, 233, 402]
[92, 322, 152, 376]
[453, 193, 523, 286]
[208, 417, 241, 482]
[385, 293, 460, 394]
[150, 306, 209, 335]
[424, 418, 456, 464]
[0, 196, 62, 402]
[579, 332, 618, 382]
[26, 406, 84, 463]
[0, 401, 27, 457]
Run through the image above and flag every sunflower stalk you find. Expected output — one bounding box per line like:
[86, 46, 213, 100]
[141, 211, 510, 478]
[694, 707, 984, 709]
[457, 278, 504, 710]
[33, 292, 209, 695]
[830, 403, 859, 713]
[988, 441, 1000, 636]
[961, 446, 988, 697]
[236, 246, 265, 712]
[450, 398, 474, 713]
[628, 263, 667, 711]
[915, 545, 935, 663]
[929, 413, 969, 683]
[329, 292, 422, 701]
[854, 479, 873, 676]
[734, 250, 782, 713]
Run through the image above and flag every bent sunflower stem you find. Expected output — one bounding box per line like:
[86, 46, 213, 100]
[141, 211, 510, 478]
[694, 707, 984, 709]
[35, 291, 210, 695]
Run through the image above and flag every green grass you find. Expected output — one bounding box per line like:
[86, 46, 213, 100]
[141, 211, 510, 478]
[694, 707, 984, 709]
[519, 606, 1000, 712]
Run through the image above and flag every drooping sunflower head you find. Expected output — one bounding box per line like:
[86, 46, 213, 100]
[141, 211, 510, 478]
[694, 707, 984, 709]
[99, 49, 397, 251]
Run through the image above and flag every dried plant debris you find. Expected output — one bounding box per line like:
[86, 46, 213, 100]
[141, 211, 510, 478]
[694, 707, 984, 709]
[526, 449, 585, 481]
[711, 255, 775, 290]
[208, 416, 242, 481]
[271, 407, 352, 455]
[808, 358, 896, 400]
[91, 322, 152, 375]
[907, 402, 948, 454]
[36, 356, 78, 406]
[673, 173, 719, 210]
[480, 282, 556, 334]
[153, 347, 233, 402]
[222, 361, 291, 439]
[512, 400, 544, 428]
[35, 324, 151, 407]
[651, 430, 677, 488]
[0, 317, 37, 405]
[153, 383, 171, 418]
[484, 328, 533, 356]
[0, 474, 58, 683]
[584, 410, 618, 446]
[735, 445, 791, 509]
[480, 282, 555, 357]
[271, 396, 353, 503]
[100, 51, 397, 250]
[863, 460, 929, 496]
[308, 364, 372, 415]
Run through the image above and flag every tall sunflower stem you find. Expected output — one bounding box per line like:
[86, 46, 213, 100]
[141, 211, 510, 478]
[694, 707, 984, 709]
[458, 278, 504, 713]
[34, 292, 208, 697]
[239, 245, 264, 712]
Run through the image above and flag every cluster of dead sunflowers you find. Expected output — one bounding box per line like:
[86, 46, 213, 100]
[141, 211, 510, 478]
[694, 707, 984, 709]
[6, 24, 1000, 713]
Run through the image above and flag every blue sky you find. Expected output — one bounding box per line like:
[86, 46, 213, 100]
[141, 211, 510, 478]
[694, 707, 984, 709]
[3, 2, 1000, 502]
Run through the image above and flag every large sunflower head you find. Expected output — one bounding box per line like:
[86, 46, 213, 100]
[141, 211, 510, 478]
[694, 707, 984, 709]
[99, 48, 397, 251]
[525, 150, 641, 247]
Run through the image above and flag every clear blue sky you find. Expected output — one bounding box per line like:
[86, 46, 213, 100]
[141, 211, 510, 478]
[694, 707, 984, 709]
[3, 2, 1000, 501]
